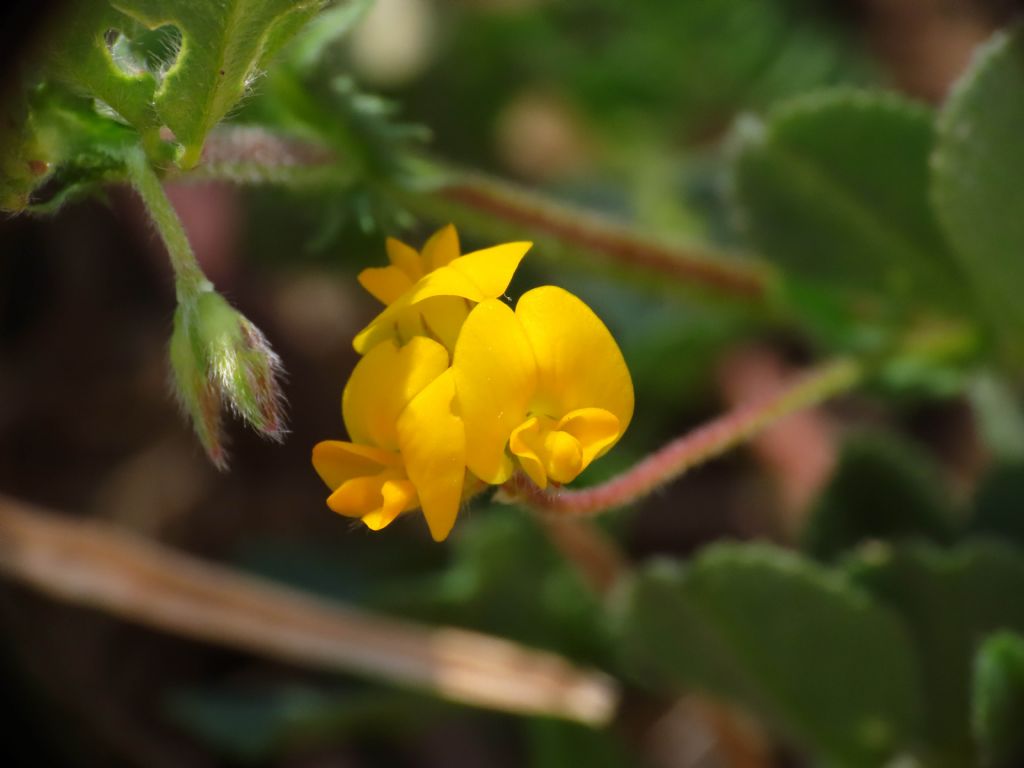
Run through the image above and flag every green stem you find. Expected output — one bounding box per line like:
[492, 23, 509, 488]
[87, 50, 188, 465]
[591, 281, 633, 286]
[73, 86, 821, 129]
[125, 148, 210, 300]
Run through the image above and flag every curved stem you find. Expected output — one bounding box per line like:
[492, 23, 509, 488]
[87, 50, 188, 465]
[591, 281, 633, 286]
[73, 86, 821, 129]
[185, 129, 777, 303]
[392, 167, 777, 303]
[125, 148, 210, 300]
[504, 358, 863, 517]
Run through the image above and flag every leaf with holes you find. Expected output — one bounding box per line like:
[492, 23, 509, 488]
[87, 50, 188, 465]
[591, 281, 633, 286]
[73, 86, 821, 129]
[115, 0, 323, 167]
[617, 543, 921, 766]
[732, 89, 964, 318]
[44, 3, 162, 147]
[43, 0, 322, 167]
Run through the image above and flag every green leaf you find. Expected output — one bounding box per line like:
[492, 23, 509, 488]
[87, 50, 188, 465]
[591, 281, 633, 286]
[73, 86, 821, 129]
[969, 374, 1024, 462]
[801, 434, 956, 561]
[166, 684, 440, 761]
[617, 543, 921, 766]
[286, 0, 374, 73]
[528, 719, 641, 768]
[25, 85, 156, 212]
[732, 89, 963, 316]
[417, 509, 610, 665]
[0, 87, 50, 212]
[933, 26, 1024, 367]
[43, 0, 322, 167]
[44, 3, 161, 144]
[969, 463, 1024, 549]
[845, 540, 1024, 764]
[114, 0, 322, 167]
[973, 631, 1024, 768]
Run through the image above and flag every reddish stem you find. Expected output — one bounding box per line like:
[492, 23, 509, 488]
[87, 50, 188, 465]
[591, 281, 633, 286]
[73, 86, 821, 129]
[504, 358, 862, 517]
[436, 176, 773, 301]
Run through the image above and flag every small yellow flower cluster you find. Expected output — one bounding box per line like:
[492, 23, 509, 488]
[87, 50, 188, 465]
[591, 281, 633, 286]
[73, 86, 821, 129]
[312, 225, 634, 541]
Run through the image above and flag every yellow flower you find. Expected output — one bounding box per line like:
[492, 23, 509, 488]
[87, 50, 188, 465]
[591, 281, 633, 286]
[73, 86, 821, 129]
[358, 224, 461, 304]
[312, 336, 467, 540]
[452, 286, 634, 489]
[314, 225, 633, 542]
[352, 225, 532, 354]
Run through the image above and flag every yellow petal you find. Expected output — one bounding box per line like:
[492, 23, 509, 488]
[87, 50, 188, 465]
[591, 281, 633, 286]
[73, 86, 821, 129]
[452, 299, 537, 484]
[358, 265, 415, 306]
[515, 286, 634, 431]
[420, 224, 460, 271]
[509, 413, 598, 488]
[362, 477, 419, 530]
[508, 415, 548, 489]
[312, 440, 400, 490]
[327, 469, 418, 530]
[397, 369, 465, 542]
[419, 295, 472, 352]
[448, 241, 532, 299]
[342, 337, 450, 450]
[385, 237, 424, 281]
[353, 241, 532, 353]
[558, 407, 621, 466]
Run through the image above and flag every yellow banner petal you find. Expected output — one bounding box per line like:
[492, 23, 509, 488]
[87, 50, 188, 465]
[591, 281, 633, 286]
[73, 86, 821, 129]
[397, 370, 466, 542]
[515, 286, 634, 431]
[353, 242, 531, 354]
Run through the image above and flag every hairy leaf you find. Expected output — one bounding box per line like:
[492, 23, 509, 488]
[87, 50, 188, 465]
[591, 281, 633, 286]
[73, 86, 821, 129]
[43, 0, 322, 167]
[0, 88, 50, 211]
[845, 540, 1024, 764]
[732, 89, 963, 317]
[114, 0, 322, 167]
[973, 631, 1024, 768]
[44, 3, 161, 144]
[618, 543, 921, 766]
[970, 463, 1024, 548]
[802, 434, 956, 561]
[933, 26, 1024, 367]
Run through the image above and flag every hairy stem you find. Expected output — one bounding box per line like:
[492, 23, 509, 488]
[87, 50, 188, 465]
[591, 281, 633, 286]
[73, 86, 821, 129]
[126, 148, 210, 299]
[189, 129, 776, 303]
[505, 358, 863, 517]
[394, 168, 776, 302]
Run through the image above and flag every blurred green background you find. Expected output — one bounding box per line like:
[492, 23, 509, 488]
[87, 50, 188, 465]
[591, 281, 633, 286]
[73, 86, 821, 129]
[1, 1, 1022, 766]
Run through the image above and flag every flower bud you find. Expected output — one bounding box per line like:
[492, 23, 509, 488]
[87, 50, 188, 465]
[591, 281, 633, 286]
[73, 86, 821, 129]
[171, 289, 286, 468]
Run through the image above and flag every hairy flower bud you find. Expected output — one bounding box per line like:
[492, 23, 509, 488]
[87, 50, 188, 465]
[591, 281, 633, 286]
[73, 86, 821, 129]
[171, 289, 285, 469]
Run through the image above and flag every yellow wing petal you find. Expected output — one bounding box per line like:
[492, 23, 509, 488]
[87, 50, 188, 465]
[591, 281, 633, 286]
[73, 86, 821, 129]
[311, 440, 401, 490]
[361, 476, 419, 530]
[508, 416, 549, 489]
[358, 265, 415, 306]
[420, 224, 460, 271]
[327, 469, 418, 530]
[452, 299, 537, 484]
[342, 337, 450, 450]
[397, 369, 466, 542]
[508, 410, 618, 488]
[385, 237, 424, 281]
[558, 407, 621, 466]
[515, 286, 634, 431]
